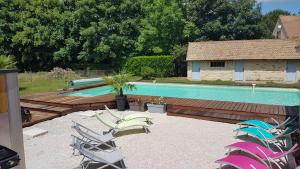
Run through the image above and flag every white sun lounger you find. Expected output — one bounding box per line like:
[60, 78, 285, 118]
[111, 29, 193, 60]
[104, 105, 152, 124]
[71, 121, 116, 149]
[95, 112, 150, 134]
[71, 135, 126, 169]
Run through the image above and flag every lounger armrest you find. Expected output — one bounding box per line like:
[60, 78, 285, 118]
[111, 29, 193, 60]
[72, 120, 103, 136]
[257, 145, 283, 169]
[256, 146, 277, 168]
[271, 118, 280, 125]
[255, 128, 284, 152]
[285, 143, 299, 155]
[256, 128, 269, 140]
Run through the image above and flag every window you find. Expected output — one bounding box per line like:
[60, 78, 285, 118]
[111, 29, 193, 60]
[210, 61, 225, 67]
[296, 45, 300, 53]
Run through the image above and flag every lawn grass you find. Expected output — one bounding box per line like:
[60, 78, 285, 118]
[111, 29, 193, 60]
[19, 72, 72, 96]
[19, 79, 69, 96]
[18, 72, 142, 96]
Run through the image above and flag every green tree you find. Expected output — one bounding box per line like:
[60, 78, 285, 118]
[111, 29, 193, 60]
[0, 0, 19, 63]
[55, 0, 143, 68]
[0, 0, 272, 72]
[261, 9, 290, 38]
[181, 0, 265, 40]
[9, 0, 65, 71]
[136, 0, 189, 55]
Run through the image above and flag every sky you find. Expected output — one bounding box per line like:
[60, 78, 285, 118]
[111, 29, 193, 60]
[258, 0, 300, 14]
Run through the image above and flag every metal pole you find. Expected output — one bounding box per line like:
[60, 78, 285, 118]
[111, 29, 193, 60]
[0, 69, 26, 169]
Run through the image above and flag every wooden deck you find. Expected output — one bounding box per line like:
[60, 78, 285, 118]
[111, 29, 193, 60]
[20, 90, 299, 127]
[166, 98, 298, 124]
[22, 111, 60, 128]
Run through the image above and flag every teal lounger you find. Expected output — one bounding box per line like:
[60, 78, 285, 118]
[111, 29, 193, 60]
[235, 126, 299, 148]
[238, 116, 297, 131]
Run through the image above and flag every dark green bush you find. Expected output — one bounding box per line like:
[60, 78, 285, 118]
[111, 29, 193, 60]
[123, 55, 175, 77]
[171, 45, 187, 76]
[141, 66, 155, 80]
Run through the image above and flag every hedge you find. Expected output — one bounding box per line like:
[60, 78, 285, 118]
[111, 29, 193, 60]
[123, 55, 175, 77]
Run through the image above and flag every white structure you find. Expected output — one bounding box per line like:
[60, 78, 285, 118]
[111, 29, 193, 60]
[0, 69, 26, 169]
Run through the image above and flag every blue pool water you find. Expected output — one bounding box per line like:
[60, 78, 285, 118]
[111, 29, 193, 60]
[65, 83, 300, 106]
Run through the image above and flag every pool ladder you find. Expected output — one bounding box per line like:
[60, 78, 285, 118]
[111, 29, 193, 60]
[252, 84, 256, 92]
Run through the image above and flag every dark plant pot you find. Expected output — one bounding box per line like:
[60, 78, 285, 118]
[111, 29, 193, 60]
[129, 102, 145, 111]
[116, 95, 127, 111]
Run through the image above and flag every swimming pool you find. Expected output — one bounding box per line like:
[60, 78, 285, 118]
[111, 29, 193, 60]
[65, 83, 300, 106]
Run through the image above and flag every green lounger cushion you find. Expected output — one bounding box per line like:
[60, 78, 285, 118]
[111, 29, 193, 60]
[116, 119, 150, 129]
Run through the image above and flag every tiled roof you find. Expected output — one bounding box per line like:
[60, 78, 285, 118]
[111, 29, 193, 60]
[279, 15, 300, 39]
[186, 39, 300, 61]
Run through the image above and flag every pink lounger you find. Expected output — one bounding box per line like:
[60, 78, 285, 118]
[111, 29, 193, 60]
[226, 141, 298, 159]
[215, 155, 269, 169]
[225, 141, 298, 168]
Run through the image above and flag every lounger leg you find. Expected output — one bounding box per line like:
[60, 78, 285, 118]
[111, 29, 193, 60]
[144, 127, 149, 134]
[226, 148, 231, 155]
[261, 140, 268, 147]
[98, 163, 121, 169]
[147, 119, 153, 125]
[120, 160, 126, 169]
[72, 148, 76, 155]
[112, 129, 118, 135]
[234, 130, 239, 138]
[111, 141, 117, 148]
[84, 161, 92, 169]
[80, 157, 86, 169]
[271, 159, 282, 169]
[104, 128, 114, 135]
[109, 163, 123, 169]
[97, 164, 109, 169]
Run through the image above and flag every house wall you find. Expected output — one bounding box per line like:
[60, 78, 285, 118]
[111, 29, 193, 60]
[296, 61, 300, 81]
[244, 60, 286, 81]
[200, 61, 234, 81]
[187, 61, 234, 81]
[272, 20, 288, 39]
[187, 61, 192, 79]
[187, 60, 300, 82]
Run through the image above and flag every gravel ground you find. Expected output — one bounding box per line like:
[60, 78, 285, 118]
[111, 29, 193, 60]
[23, 110, 237, 169]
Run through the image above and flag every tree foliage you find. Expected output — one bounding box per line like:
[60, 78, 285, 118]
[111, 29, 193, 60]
[182, 0, 265, 40]
[123, 55, 175, 77]
[137, 0, 188, 55]
[261, 9, 290, 38]
[10, 0, 65, 71]
[55, 0, 143, 68]
[0, 0, 291, 72]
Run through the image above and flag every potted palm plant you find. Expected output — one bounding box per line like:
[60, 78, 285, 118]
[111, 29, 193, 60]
[146, 96, 166, 113]
[103, 72, 136, 111]
[0, 55, 16, 68]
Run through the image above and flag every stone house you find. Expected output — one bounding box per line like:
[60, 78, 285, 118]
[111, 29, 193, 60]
[186, 39, 300, 82]
[273, 15, 300, 40]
